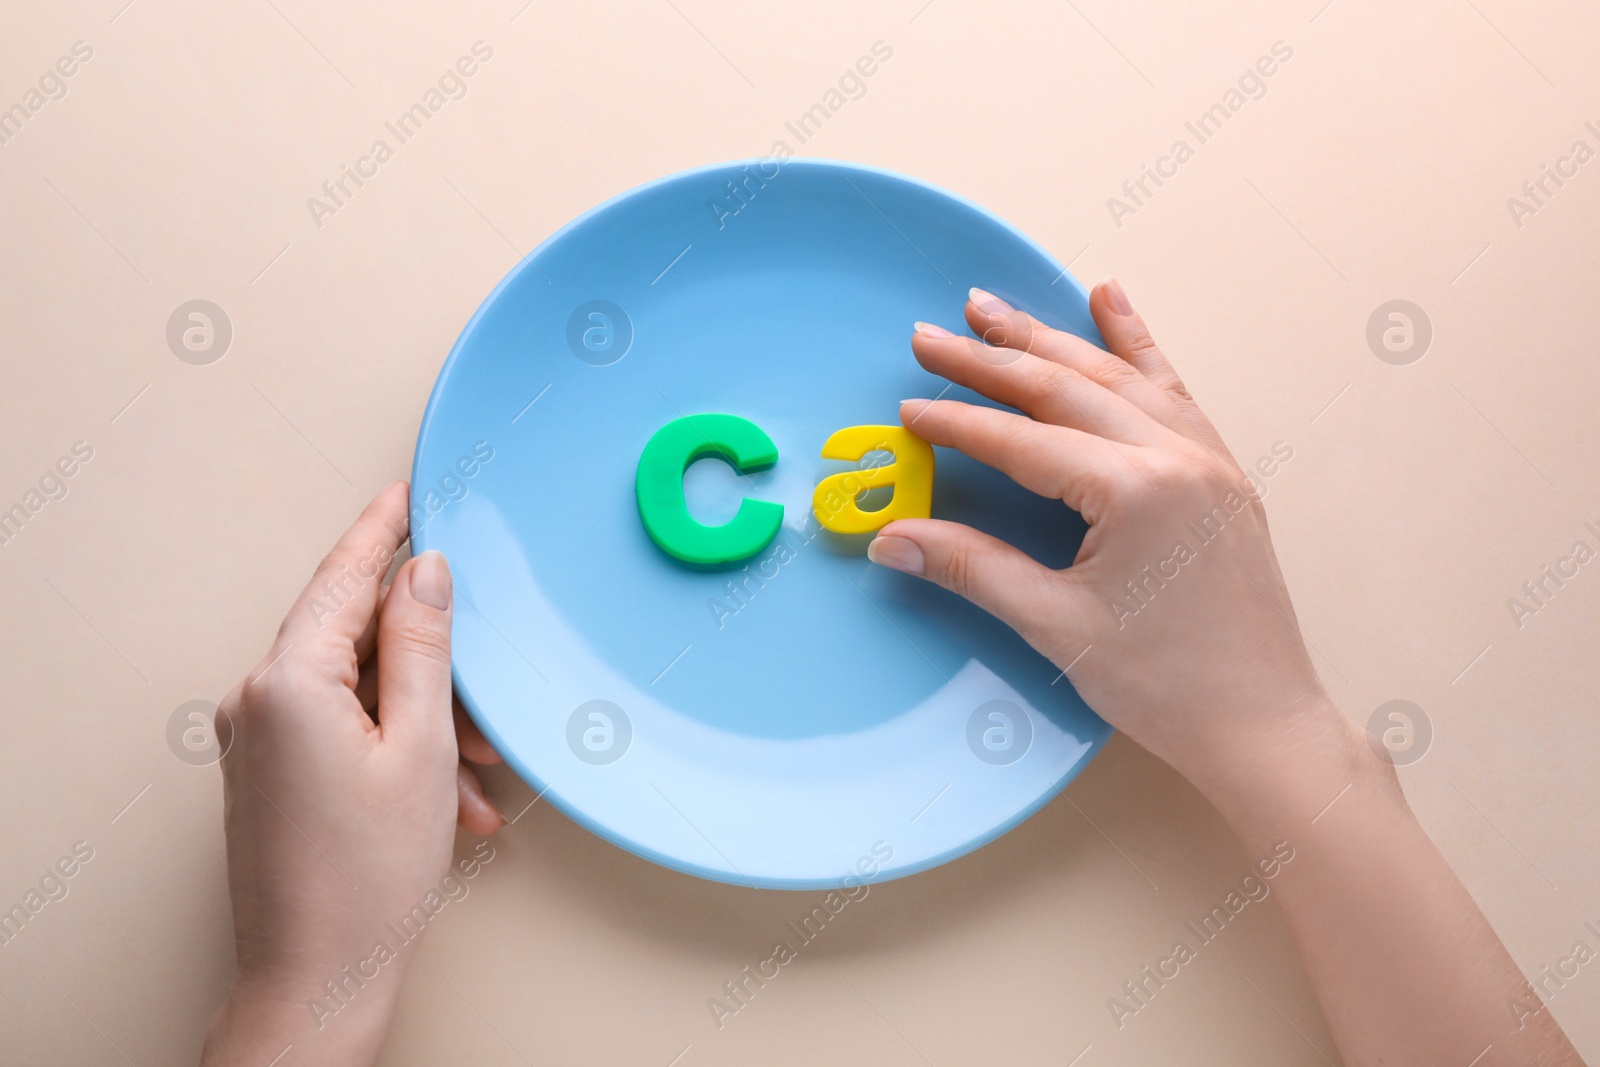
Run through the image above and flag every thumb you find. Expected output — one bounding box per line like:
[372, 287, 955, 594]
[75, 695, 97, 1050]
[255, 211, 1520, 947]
[869, 518, 1066, 644]
[377, 550, 456, 748]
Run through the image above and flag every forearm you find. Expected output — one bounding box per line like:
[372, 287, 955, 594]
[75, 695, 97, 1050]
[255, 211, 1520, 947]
[201, 974, 398, 1067]
[1198, 698, 1580, 1067]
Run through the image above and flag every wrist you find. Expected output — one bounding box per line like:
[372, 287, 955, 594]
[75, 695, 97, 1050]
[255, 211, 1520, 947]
[1184, 692, 1401, 852]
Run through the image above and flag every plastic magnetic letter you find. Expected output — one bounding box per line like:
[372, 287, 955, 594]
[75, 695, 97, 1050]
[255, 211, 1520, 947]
[811, 425, 935, 534]
[635, 414, 784, 565]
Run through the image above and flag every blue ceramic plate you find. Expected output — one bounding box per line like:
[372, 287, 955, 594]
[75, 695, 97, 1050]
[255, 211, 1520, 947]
[413, 159, 1110, 889]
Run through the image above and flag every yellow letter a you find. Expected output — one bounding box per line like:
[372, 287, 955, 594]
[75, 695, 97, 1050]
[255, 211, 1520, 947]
[811, 425, 934, 534]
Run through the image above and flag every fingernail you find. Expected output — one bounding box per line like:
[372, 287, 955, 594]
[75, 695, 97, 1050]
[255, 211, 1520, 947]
[412, 550, 452, 611]
[969, 287, 1013, 313]
[867, 535, 925, 576]
[1103, 277, 1132, 316]
[914, 321, 953, 338]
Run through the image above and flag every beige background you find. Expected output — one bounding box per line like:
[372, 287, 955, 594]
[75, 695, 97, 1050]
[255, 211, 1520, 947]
[3, 0, 1598, 1062]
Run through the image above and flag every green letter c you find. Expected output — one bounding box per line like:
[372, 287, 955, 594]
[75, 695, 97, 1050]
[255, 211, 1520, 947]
[635, 414, 783, 566]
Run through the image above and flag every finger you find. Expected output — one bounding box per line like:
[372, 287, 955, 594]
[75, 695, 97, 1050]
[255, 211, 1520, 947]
[911, 318, 1157, 445]
[355, 655, 379, 712]
[455, 698, 503, 765]
[281, 481, 410, 648]
[962, 288, 1192, 439]
[900, 398, 1122, 519]
[375, 550, 454, 746]
[1090, 279, 1237, 462]
[869, 518, 1083, 652]
[354, 582, 392, 666]
[457, 763, 506, 835]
